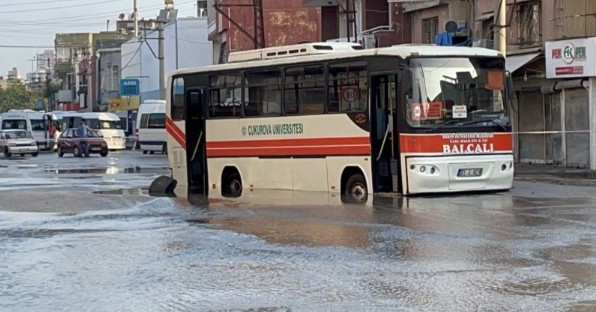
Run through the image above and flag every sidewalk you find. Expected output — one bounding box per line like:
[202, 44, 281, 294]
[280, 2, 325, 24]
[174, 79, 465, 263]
[514, 163, 596, 186]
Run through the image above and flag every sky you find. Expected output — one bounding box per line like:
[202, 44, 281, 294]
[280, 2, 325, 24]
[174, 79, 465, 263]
[0, 0, 198, 78]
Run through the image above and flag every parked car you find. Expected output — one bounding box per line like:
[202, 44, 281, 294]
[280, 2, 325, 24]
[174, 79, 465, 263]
[0, 129, 39, 158]
[56, 128, 109, 157]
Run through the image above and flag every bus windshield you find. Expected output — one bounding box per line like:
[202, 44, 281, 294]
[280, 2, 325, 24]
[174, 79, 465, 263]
[405, 57, 508, 130]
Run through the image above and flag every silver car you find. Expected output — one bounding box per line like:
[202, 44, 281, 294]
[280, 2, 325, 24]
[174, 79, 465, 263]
[0, 129, 39, 157]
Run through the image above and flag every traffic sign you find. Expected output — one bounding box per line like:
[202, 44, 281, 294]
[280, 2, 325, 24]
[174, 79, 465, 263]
[120, 79, 140, 96]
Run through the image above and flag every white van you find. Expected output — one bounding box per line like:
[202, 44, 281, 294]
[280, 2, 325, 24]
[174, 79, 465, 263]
[0, 109, 61, 150]
[136, 100, 166, 154]
[78, 112, 126, 150]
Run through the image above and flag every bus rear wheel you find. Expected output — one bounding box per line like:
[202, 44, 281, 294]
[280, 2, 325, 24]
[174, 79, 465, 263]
[344, 173, 368, 203]
[222, 171, 242, 198]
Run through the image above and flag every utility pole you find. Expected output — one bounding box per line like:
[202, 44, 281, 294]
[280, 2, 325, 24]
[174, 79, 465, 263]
[158, 23, 165, 100]
[495, 0, 507, 56]
[134, 0, 139, 37]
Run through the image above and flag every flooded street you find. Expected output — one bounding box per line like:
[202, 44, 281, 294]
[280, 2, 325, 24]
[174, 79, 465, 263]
[1, 151, 595, 311]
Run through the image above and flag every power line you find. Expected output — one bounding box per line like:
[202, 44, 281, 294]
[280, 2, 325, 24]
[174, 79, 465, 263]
[0, 0, 96, 8]
[0, 45, 54, 48]
[0, 0, 195, 24]
[0, 0, 121, 14]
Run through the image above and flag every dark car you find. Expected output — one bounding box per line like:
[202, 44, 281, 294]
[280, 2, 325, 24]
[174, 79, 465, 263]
[57, 128, 108, 157]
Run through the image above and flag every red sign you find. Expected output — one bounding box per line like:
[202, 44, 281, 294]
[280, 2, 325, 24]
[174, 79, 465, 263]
[410, 101, 443, 121]
[555, 66, 584, 75]
[399, 133, 513, 154]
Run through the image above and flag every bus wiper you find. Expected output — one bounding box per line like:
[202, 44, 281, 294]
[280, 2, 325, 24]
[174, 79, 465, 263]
[428, 119, 464, 132]
[428, 117, 507, 132]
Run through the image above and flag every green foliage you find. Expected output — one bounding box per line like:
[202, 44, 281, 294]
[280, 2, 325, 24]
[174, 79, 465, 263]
[0, 84, 39, 113]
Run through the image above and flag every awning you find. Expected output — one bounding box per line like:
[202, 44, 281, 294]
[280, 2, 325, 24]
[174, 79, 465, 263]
[505, 52, 541, 73]
[476, 12, 494, 21]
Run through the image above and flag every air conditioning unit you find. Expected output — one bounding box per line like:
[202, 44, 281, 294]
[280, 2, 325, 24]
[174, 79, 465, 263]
[444, 20, 468, 37]
[473, 39, 494, 49]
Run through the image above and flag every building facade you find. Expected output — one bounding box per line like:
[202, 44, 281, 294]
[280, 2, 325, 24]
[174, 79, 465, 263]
[207, 0, 321, 64]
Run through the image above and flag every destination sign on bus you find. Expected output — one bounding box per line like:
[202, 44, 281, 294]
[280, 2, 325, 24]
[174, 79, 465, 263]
[400, 133, 513, 155]
[243, 123, 304, 136]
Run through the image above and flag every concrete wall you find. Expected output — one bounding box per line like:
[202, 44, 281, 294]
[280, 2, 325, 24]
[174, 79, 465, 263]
[121, 18, 213, 103]
[408, 5, 449, 43]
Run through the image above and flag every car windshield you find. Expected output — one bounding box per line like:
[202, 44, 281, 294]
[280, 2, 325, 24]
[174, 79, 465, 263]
[4, 130, 31, 139]
[404, 56, 509, 130]
[87, 129, 101, 137]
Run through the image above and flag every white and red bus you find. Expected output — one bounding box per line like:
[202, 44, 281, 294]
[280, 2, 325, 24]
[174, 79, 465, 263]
[161, 42, 514, 202]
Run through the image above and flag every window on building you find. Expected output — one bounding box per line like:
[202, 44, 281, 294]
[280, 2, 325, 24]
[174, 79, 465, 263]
[422, 17, 439, 44]
[516, 1, 541, 47]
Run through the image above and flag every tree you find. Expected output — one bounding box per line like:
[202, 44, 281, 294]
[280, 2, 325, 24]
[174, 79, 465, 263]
[0, 84, 39, 113]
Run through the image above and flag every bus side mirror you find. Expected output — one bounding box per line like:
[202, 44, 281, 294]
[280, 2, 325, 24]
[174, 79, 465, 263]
[505, 72, 516, 101]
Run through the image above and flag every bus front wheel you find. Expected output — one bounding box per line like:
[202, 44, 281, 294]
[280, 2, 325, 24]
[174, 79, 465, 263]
[345, 174, 368, 203]
[222, 171, 242, 198]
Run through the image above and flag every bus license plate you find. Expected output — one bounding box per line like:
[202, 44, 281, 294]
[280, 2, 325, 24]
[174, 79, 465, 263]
[457, 168, 482, 177]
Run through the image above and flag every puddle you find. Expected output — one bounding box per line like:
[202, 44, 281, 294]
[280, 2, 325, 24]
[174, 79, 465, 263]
[92, 188, 147, 195]
[45, 166, 169, 175]
[16, 164, 39, 169]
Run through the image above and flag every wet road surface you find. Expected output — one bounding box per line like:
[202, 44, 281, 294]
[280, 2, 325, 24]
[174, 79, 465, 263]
[0, 151, 595, 311]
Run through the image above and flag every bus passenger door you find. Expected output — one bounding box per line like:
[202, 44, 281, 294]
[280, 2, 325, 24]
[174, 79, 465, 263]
[186, 89, 208, 196]
[370, 74, 397, 193]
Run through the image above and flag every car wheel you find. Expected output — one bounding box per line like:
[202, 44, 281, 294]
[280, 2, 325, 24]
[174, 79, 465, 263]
[20, 154, 25, 157]
[73, 146, 80, 157]
[100, 151, 108, 157]
[31, 152, 38, 157]
[4, 147, 11, 158]
[142, 150, 148, 154]
[58, 147, 64, 157]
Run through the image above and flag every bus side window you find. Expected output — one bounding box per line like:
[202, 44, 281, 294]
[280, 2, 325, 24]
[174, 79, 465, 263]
[284, 65, 324, 115]
[209, 74, 242, 118]
[245, 69, 281, 117]
[328, 61, 368, 113]
[172, 77, 185, 121]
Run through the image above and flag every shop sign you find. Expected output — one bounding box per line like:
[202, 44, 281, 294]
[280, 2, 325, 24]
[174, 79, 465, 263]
[546, 38, 596, 78]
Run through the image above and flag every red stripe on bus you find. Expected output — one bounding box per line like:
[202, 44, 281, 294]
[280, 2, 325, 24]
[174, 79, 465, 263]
[207, 136, 370, 148]
[399, 133, 513, 154]
[207, 145, 371, 157]
[166, 118, 186, 148]
[206, 137, 370, 157]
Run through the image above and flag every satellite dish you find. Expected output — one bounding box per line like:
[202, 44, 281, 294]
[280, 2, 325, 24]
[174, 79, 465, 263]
[118, 13, 127, 20]
[445, 20, 458, 33]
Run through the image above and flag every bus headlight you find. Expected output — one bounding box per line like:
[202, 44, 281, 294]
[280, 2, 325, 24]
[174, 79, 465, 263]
[410, 163, 439, 176]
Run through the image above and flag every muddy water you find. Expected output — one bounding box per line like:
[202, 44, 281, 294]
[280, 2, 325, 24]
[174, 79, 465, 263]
[1, 188, 594, 311]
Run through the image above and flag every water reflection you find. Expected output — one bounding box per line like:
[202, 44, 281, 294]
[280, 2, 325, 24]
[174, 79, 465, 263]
[44, 166, 169, 175]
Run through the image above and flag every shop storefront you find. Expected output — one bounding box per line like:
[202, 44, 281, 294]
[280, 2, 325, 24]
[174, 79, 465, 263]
[544, 38, 596, 169]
